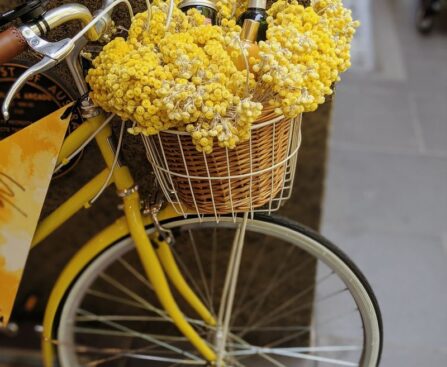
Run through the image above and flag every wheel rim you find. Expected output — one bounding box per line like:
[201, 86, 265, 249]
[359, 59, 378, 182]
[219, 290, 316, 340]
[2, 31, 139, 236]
[57, 216, 381, 367]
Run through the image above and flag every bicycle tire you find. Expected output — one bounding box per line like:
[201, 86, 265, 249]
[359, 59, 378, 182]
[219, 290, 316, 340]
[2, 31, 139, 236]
[54, 214, 383, 367]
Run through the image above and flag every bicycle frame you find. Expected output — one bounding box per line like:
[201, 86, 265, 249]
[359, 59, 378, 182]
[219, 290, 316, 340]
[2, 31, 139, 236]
[30, 111, 218, 366]
[0, 1, 217, 363]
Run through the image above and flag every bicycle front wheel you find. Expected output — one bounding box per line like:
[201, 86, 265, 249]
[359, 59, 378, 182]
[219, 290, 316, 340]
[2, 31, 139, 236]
[56, 214, 382, 367]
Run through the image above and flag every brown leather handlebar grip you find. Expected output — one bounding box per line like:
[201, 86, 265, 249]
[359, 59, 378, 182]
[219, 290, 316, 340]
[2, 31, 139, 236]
[0, 27, 28, 64]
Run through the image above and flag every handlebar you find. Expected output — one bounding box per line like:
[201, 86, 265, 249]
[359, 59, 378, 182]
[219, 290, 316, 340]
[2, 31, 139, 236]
[0, 26, 28, 64]
[26, 3, 111, 42]
[0, 0, 134, 121]
[0, 3, 106, 65]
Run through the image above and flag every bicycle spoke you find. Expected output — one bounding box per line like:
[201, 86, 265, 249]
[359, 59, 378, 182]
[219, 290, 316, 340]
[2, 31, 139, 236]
[188, 229, 214, 314]
[171, 246, 209, 311]
[74, 326, 188, 342]
[248, 258, 316, 323]
[229, 346, 361, 355]
[56, 217, 381, 367]
[233, 242, 268, 313]
[118, 258, 154, 291]
[80, 344, 161, 367]
[74, 340, 204, 364]
[217, 225, 241, 325]
[244, 246, 296, 326]
[76, 315, 168, 322]
[233, 347, 358, 366]
[86, 289, 151, 311]
[258, 352, 288, 367]
[229, 330, 361, 367]
[232, 256, 315, 320]
[253, 287, 349, 331]
[98, 273, 172, 321]
[240, 271, 335, 336]
[77, 309, 204, 362]
[228, 327, 287, 367]
[263, 308, 361, 349]
[263, 271, 335, 321]
[272, 349, 358, 367]
[231, 325, 309, 332]
[121, 353, 206, 365]
[80, 341, 203, 367]
[210, 227, 218, 312]
[275, 346, 361, 353]
[76, 308, 209, 330]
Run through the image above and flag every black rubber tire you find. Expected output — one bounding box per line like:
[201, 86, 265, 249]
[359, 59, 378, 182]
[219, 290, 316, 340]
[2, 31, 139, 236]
[55, 213, 384, 367]
[253, 213, 384, 366]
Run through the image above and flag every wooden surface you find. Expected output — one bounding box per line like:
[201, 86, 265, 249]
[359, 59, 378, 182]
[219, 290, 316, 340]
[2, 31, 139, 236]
[0, 0, 332, 351]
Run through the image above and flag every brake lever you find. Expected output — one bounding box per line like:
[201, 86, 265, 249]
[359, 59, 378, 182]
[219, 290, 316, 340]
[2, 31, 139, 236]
[2, 56, 56, 121]
[2, 26, 73, 121]
[1, 0, 135, 121]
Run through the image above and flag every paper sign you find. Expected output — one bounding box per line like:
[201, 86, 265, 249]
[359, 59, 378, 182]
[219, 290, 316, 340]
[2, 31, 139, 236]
[0, 105, 71, 326]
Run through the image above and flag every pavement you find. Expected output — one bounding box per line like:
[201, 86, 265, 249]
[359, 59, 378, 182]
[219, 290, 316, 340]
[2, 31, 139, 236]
[322, 0, 447, 365]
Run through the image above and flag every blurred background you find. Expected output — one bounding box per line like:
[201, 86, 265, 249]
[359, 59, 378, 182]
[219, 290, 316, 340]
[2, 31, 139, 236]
[322, 0, 447, 365]
[1, 0, 447, 366]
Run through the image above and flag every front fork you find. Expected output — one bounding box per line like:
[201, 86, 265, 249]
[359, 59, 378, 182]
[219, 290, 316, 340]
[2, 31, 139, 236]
[95, 121, 218, 363]
[122, 193, 217, 363]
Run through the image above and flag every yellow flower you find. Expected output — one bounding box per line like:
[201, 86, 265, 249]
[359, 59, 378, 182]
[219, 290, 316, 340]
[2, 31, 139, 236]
[87, 0, 357, 152]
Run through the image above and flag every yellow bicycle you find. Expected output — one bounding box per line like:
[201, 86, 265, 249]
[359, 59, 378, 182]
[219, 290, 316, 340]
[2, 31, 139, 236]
[0, 1, 382, 366]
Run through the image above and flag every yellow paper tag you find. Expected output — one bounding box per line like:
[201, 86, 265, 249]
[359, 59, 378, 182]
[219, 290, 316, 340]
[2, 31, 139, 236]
[0, 105, 72, 326]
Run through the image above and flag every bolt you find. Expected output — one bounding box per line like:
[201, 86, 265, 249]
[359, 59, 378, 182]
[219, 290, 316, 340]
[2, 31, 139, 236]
[31, 38, 39, 46]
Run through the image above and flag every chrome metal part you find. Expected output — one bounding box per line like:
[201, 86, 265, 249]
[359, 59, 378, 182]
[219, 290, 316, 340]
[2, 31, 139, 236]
[146, 172, 165, 209]
[2, 57, 55, 121]
[117, 184, 139, 199]
[147, 209, 175, 245]
[69, 0, 133, 45]
[2, 1, 133, 120]
[97, 0, 120, 26]
[20, 25, 73, 59]
[26, 3, 106, 41]
[2, 27, 73, 120]
[80, 97, 101, 120]
[101, 0, 123, 10]
[66, 37, 90, 95]
[142, 184, 174, 245]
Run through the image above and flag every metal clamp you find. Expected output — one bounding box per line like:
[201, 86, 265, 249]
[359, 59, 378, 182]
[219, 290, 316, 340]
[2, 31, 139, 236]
[146, 206, 175, 246]
[143, 180, 173, 245]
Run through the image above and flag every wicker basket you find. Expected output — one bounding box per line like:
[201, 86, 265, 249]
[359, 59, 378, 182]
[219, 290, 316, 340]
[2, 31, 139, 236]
[144, 110, 302, 217]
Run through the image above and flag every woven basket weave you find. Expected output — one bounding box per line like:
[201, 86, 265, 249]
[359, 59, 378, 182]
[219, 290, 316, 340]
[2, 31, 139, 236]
[152, 110, 296, 214]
